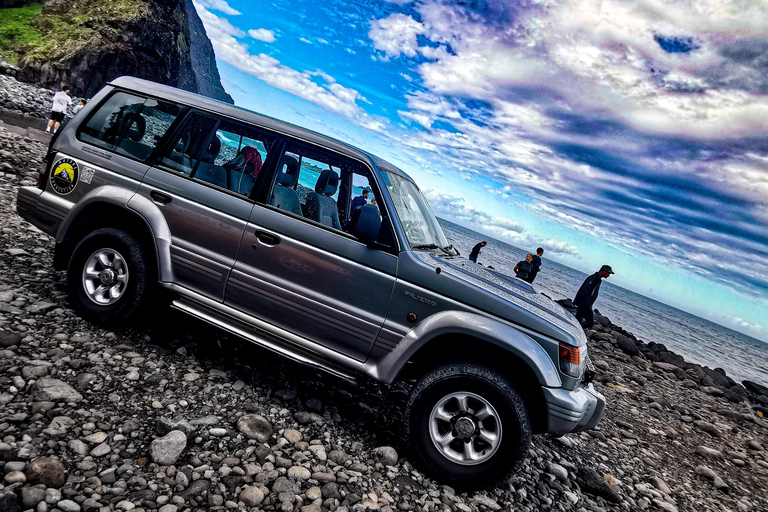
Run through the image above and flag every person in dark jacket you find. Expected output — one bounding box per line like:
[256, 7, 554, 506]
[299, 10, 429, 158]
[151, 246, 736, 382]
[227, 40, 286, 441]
[469, 241, 487, 263]
[573, 265, 614, 328]
[514, 254, 534, 280]
[350, 189, 369, 211]
[526, 247, 544, 283]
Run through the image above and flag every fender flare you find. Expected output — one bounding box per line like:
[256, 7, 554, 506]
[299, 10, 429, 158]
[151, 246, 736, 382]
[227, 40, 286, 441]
[363, 310, 562, 387]
[55, 186, 173, 282]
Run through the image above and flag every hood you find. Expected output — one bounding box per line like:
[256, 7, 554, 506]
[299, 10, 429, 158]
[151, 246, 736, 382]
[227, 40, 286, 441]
[412, 251, 587, 346]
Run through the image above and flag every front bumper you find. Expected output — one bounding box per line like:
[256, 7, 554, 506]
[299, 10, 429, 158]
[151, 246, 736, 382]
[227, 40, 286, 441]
[543, 383, 605, 435]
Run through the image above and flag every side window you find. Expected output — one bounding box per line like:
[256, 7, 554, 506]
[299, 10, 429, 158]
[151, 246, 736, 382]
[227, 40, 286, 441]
[79, 92, 180, 161]
[268, 143, 383, 237]
[214, 121, 275, 196]
[159, 112, 276, 195]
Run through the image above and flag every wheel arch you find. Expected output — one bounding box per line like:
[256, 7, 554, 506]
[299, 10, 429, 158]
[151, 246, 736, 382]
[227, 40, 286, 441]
[53, 189, 171, 282]
[364, 311, 561, 434]
[402, 334, 551, 433]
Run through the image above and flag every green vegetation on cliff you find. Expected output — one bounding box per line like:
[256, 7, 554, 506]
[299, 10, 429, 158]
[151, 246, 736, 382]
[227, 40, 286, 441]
[0, 0, 147, 64]
[0, 2, 42, 64]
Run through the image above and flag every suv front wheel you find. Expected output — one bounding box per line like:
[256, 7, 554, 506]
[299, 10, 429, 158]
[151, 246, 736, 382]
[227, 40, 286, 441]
[67, 227, 154, 325]
[405, 362, 531, 487]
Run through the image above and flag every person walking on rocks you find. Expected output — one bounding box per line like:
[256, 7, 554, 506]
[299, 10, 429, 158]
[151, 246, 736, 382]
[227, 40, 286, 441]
[573, 265, 614, 328]
[46, 85, 72, 135]
[526, 247, 544, 284]
[469, 241, 487, 263]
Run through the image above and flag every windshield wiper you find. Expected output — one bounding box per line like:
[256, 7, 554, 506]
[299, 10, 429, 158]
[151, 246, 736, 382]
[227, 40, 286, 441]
[412, 244, 440, 251]
[441, 244, 459, 256]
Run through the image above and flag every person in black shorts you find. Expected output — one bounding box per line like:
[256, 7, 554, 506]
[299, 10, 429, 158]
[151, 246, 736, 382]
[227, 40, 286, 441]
[46, 85, 72, 135]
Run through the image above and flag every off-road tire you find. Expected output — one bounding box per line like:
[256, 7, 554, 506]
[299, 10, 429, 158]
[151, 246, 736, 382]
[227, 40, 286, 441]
[405, 362, 531, 487]
[67, 227, 154, 325]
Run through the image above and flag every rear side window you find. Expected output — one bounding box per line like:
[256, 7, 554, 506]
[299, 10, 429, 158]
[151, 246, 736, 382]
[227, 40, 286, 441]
[79, 92, 181, 161]
[159, 112, 277, 196]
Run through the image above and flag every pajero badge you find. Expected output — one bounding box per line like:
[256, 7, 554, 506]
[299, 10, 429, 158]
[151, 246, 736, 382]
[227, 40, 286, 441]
[50, 158, 79, 195]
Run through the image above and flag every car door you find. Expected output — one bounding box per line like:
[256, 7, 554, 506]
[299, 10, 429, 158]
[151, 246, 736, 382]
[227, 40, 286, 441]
[137, 112, 278, 301]
[225, 141, 398, 362]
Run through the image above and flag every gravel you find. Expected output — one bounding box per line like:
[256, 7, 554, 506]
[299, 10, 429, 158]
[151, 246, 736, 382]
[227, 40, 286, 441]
[1, 82, 768, 511]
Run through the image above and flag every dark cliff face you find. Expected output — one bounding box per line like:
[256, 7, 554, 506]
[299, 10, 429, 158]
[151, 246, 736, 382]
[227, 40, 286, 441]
[13, 0, 233, 103]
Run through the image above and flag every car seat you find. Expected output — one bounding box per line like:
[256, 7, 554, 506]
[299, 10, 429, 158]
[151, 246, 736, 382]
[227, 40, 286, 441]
[270, 156, 302, 216]
[193, 135, 227, 187]
[306, 169, 341, 230]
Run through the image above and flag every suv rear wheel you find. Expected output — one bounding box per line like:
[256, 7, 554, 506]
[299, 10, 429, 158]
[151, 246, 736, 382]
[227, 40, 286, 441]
[68, 227, 154, 325]
[405, 362, 531, 487]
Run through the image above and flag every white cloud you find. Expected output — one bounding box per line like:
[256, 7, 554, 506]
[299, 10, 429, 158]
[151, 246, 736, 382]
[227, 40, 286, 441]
[194, 0, 241, 16]
[248, 28, 275, 43]
[369, 14, 426, 59]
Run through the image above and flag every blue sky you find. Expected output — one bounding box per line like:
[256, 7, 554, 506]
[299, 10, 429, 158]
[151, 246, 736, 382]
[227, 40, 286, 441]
[192, 0, 768, 343]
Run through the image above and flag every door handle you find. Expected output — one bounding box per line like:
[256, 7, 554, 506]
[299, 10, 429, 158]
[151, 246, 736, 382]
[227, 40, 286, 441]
[150, 191, 172, 205]
[254, 230, 280, 247]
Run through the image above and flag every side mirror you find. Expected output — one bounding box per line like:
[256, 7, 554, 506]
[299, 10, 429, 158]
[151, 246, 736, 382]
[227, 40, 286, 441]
[350, 205, 382, 244]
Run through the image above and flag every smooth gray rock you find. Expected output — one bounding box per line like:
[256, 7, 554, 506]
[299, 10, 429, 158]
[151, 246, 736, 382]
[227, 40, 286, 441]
[33, 377, 83, 402]
[240, 486, 265, 507]
[150, 430, 187, 466]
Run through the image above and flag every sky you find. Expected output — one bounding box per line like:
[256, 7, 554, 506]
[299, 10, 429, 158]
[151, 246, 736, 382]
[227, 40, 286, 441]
[191, 0, 768, 343]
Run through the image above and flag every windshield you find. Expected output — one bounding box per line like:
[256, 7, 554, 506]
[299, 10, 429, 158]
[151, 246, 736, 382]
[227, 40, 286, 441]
[381, 169, 449, 249]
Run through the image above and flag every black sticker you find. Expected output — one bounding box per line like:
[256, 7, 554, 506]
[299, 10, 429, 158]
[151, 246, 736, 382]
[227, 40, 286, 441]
[50, 158, 79, 195]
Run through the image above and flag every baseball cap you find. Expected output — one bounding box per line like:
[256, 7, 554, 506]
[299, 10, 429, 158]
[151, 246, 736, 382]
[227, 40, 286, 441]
[600, 265, 614, 274]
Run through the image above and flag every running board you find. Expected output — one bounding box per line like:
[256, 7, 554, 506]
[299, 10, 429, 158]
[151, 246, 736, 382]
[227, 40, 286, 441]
[170, 299, 360, 384]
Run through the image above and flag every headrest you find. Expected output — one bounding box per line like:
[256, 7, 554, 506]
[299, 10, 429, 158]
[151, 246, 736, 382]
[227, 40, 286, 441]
[125, 113, 146, 142]
[276, 156, 299, 188]
[202, 135, 221, 163]
[314, 168, 339, 196]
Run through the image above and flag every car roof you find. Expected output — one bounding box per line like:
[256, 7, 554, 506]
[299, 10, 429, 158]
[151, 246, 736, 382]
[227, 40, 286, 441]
[109, 76, 412, 180]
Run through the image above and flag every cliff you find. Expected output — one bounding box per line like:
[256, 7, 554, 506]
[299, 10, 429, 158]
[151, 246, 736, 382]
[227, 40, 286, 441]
[0, 0, 233, 103]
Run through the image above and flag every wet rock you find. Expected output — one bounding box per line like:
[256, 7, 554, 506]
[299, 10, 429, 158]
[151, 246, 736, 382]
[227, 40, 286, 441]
[150, 430, 187, 466]
[25, 457, 66, 488]
[616, 335, 640, 356]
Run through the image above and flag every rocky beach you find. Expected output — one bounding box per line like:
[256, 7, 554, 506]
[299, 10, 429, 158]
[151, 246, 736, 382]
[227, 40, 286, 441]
[1, 75, 768, 512]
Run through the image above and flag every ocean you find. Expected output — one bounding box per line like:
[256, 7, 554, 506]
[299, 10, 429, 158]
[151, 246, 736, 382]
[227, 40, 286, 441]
[438, 219, 768, 388]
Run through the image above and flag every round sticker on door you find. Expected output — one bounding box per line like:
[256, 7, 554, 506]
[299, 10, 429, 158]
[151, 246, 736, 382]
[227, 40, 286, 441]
[50, 158, 79, 195]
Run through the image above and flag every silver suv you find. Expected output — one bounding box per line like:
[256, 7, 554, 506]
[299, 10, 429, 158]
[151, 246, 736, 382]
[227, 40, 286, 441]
[17, 77, 604, 486]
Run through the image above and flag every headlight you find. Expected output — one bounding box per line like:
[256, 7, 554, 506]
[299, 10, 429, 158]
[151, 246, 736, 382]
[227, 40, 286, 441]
[559, 342, 584, 378]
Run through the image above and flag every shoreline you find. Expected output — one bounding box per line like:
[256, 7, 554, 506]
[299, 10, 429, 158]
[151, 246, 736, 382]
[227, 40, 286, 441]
[0, 80, 767, 511]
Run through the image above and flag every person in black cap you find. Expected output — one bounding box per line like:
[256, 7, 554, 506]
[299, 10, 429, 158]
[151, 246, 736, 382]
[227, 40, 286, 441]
[573, 265, 614, 328]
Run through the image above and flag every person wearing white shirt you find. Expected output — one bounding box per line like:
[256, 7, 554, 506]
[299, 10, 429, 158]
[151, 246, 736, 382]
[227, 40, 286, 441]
[46, 86, 72, 134]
